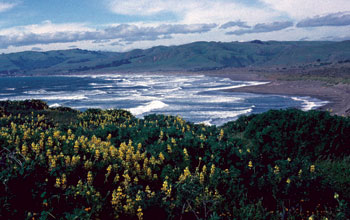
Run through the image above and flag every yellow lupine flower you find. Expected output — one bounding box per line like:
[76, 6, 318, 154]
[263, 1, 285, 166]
[106, 165, 112, 174]
[74, 140, 79, 154]
[21, 144, 28, 156]
[55, 178, 61, 188]
[334, 192, 339, 199]
[286, 178, 291, 184]
[111, 190, 118, 205]
[183, 148, 189, 161]
[310, 165, 315, 173]
[210, 164, 216, 176]
[219, 129, 224, 140]
[87, 171, 93, 185]
[159, 152, 165, 162]
[248, 161, 253, 169]
[199, 172, 205, 184]
[95, 149, 100, 160]
[137, 206, 143, 220]
[167, 144, 172, 153]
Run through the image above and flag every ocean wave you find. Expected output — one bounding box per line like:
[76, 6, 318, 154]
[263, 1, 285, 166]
[200, 96, 243, 103]
[291, 97, 329, 111]
[49, 103, 61, 108]
[24, 89, 63, 95]
[197, 119, 213, 126]
[82, 90, 108, 95]
[205, 81, 269, 91]
[89, 83, 114, 88]
[129, 100, 169, 116]
[1, 94, 88, 101]
[191, 108, 253, 119]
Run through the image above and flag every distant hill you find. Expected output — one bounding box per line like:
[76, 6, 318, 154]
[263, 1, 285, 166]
[1, 40, 350, 75]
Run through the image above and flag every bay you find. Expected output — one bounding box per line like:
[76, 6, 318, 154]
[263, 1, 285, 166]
[0, 74, 328, 126]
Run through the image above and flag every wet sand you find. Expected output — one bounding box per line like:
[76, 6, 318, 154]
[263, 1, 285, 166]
[201, 70, 350, 117]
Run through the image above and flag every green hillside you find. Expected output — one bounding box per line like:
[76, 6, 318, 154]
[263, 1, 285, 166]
[1, 100, 350, 219]
[1, 40, 350, 75]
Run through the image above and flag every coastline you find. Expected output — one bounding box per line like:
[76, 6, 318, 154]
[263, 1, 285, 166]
[201, 69, 350, 117]
[2, 68, 350, 117]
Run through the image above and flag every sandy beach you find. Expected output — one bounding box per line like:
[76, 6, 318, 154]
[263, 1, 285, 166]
[201, 68, 350, 117]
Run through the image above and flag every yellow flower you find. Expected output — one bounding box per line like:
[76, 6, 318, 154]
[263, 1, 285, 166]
[167, 144, 172, 153]
[55, 178, 61, 188]
[248, 161, 253, 168]
[310, 165, 315, 173]
[219, 129, 224, 140]
[158, 152, 165, 162]
[199, 172, 205, 184]
[95, 149, 100, 160]
[135, 191, 142, 202]
[87, 171, 93, 185]
[298, 169, 302, 177]
[137, 206, 143, 220]
[21, 144, 28, 156]
[183, 148, 189, 160]
[286, 178, 291, 184]
[334, 192, 339, 199]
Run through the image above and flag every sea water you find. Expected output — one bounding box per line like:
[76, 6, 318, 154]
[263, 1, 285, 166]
[0, 74, 328, 126]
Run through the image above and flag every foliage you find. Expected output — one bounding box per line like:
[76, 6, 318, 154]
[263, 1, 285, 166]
[1, 100, 350, 219]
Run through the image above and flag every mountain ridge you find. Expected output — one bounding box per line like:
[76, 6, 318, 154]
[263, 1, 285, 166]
[1, 40, 350, 75]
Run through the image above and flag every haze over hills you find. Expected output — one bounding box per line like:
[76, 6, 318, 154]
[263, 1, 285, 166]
[1, 40, 350, 75]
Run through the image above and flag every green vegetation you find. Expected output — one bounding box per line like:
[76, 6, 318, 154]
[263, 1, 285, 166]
[1, 100, 350, 219]
[1, 40, 350, 75]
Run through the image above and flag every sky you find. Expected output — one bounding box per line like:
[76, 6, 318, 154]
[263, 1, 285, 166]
[0, 0, 350, 53]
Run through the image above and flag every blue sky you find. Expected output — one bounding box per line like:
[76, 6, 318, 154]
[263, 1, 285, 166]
[0, 0, 349, 53]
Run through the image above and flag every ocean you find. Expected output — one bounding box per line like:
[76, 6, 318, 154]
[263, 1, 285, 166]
[0, 74, 328, 126]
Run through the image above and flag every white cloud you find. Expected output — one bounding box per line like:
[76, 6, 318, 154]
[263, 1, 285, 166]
[0, 20, 93, 35]
[226, 21, 293, 35]
[0, 22, 217, 49]
[297, 11, 350, 27]
[261, 0, 350, 19]
[0, 2, 16, 13]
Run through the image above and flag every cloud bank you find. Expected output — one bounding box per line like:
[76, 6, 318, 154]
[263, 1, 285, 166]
[297, 11, 350, 27]
[220, 21, 250, 29]
[226, 21, 293, 35]
[0, 23, 217, 49]
[1, 0, 350, 52]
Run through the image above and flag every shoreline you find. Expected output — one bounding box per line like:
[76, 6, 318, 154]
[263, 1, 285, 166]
[2, 69, 350, 117]
[201, 70, 350, 117]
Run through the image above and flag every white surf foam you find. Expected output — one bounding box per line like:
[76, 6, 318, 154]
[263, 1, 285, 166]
[200, 96, 243, 103]
[24, 89, 62, 95]
[2, 94, 88, 101]
[204, 81, 269, 91]
[82, 90, 108, 95]
[198, 119, 213, 126]
[49, 103, 61, 108]
[191, 108, 253, 119]
[129, 100, 169, 116]
[291, 97, 329, 111]
[89, 83, 114, 88]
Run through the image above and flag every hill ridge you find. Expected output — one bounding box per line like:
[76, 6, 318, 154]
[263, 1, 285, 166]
[1, 40, 350, 75]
